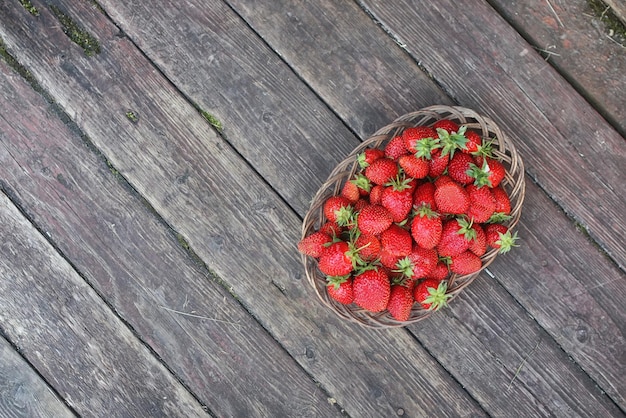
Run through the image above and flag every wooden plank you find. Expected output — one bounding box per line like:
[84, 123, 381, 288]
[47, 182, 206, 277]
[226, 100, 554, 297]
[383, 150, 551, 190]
[359, 0, 626, 273]
[0, 2, 487, 417]
[97, 0, 450, 215]
[0, 192, 208, 417]
[0, 337, 75, 418]
[0, 61, 341, 417]
[488, 0, 626, 136]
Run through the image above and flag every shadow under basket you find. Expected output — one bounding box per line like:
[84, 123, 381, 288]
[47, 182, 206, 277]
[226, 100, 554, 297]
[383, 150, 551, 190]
[301, 105, 526, 329]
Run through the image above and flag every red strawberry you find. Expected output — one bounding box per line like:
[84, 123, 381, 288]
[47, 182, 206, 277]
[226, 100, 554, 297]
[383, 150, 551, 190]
[353, 269, 391, 312]
[381, 177, 415, 223]
[413, 181, 437, 211]
[410, 206, 442, 249]
[386, 284, 414, 321]
[434, 174, 454, 187]
[398, 154, 429, 179]
[319, 221, 343, 237]
[402, 126, 437, 153]
[413, 279, 451, 311]
[340, 180, 361, 203]
[297, 231, 332, 258]
[450, 251, 482, 275]
[468, 223, 487, 257]
[448, 152, 475, 185]
[395, 246, 438, 282]
[323, 195, 352, 224]
[365, 157, 399, 185]
[434, 181, 470, 215]
[384, 135, 409, 160]
[357, 148, 385, 169]
[484, 224, 519, 254]
[354, 233, 381, 262]
[437, 218, 476, 257]
[369, 184, 384, 205]
[466, 184, 496, 223]
[433, 119, 459, 134]
[425, 260, 450, 281]
[357, 204, 393, 236]
[381, 224, 413, 257]
[428, 148, 449, 177]
[318, 241, 354, 276]
[491, 186, 512, 215]
[471, 157, 506, 188]
[327, 276, 354, 305]
[380, 248, 402, 269]
[463, 130, 483, 154]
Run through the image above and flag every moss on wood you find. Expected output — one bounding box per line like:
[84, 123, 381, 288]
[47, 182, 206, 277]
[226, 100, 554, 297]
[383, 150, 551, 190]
[49, 5, 101, 56]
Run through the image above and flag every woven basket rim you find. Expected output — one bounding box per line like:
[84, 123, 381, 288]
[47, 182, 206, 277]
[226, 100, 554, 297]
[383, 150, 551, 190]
[302, 105, 525, 328]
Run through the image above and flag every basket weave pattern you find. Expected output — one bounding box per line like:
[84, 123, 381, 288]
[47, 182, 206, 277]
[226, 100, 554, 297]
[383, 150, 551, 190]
[301, 105, 525, 328]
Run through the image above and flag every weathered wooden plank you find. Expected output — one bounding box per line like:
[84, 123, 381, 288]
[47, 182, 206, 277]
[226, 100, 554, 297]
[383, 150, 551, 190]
[488, 0, 626, 136]
[97, 0, 450, 216]
[0, 337, 75, 418]
[359, 0, 626, 273]
[0, 2, 487, 417]
[0, 192, 208, 417]
[0, 61, 341, 417]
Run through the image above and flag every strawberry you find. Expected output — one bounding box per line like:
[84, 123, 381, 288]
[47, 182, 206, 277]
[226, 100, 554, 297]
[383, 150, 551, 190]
[491, 186, 512, 215]
[402, 126, 437, 153]
[357, 204, 393, 236]
[413, 279, 451, 311]
[425, 260, 450, 281]
[340, 179, 361, 203]
[381, 224, 413, 257]
[353, 269, 391, 312]
[470, 157, 506, 188]
[413, 181, 437, 211]
[468, 223, 487, 257]
[463, 130, 483, 154]
[357, 148, 385, 169]
[323, 195, 352, 224]
[436, 125, 467, 159]
[318, 241, 354, 276]
[319, 221, 343, 237]
[450, 251, 482, 275]
[437, 218, 476, 257]
[297, 231, 332, 258]
[448, 152, 476, 185]
[402, 245, 438, 278]
[399, 154, 430, 179]
[410, 206, 442, 249]
[466, 184, 496, 223]
[365, 157, 399, 185]
[381, 177, 415, 222]
[484, 224, 519, 254]
[386, 284, 415, 321]
[433, 119, 460, 134]
[354, 233, 381, 262]
[385, 135, 409, 160]
[380, 248, 402, 269]
[428, 148, 450, 178]
[369, 184, 384, 206]
[434, 181, 470, 215]
[326, 276, 354, 305]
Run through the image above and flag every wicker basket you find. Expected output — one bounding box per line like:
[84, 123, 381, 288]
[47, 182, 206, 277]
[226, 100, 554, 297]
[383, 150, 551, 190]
[301, 105, 525, 328]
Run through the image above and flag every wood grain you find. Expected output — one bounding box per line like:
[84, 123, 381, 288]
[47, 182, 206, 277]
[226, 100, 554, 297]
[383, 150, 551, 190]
[0, 60, 342, 417]
[487, 0, 626, 136]
[0, 2, 486, 416]
[0, 192, 208, 417]
[359, 0, 626, 272]
[0, 337, 75, 418]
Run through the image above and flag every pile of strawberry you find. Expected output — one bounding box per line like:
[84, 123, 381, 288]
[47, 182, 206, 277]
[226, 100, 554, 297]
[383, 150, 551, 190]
[299, 119, 519, 322]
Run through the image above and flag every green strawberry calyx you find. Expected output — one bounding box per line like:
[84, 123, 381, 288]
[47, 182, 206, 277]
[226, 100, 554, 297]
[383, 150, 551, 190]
[414, 136, 441, 160]
[326, 274, 351, 290]
[423, 281, 452, 311]
[437, 126, 467, 159]
[496, 230, 519, 254]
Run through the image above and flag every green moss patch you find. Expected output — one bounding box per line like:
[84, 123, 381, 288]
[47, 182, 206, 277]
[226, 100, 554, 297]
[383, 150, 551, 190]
[588, 0, 626, 46]
[19, 0, 39, 16]
[49, 5, 101, 56]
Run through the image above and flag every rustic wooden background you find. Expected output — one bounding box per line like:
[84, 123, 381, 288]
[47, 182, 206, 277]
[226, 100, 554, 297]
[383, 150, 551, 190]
[0, 0, 624, 416]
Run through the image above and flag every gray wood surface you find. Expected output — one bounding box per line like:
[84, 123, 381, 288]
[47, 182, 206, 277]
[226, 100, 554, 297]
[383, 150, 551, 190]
[0, 0, 624, 416]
